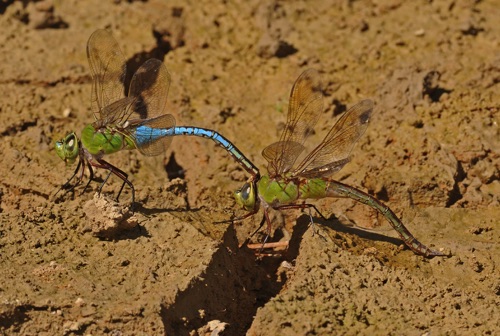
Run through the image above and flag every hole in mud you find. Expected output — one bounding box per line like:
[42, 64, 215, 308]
[446, 161, 466, 207]
[274, 41, 298, 58]
[332, 99, 347, 117]
[375, 187, 389, 202]
[164, 153, 185, 180]
[422, 71, 452, 103]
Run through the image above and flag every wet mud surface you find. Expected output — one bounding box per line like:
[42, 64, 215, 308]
[0, 0, 499, 335]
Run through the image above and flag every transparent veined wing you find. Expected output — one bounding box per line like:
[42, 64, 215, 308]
[262, 69, 323, 177]
[86, 29, 127, 123]
[293, 99, 373, 179]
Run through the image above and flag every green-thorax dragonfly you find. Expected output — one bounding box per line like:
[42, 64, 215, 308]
[233, 69, 446, 257]
[55, 29, 258, 203]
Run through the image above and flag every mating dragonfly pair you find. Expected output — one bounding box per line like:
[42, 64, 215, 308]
[55, 29, 445, 257]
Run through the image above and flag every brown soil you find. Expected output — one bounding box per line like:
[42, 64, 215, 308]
[0, 0, 498, 335]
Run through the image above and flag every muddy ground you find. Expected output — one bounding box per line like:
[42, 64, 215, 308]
[0, 0, 499, 335]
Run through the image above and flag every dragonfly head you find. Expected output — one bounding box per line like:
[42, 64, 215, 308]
[55, 132, 80, 165]
[234, 181, 258, 212]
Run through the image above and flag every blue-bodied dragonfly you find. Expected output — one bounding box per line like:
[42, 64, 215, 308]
[55, 29, 259, 203]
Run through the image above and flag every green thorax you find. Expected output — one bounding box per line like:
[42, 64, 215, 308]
[80, 124, 136, 156]
[257, 175, 328, 206]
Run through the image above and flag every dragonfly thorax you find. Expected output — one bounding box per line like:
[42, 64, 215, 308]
[256, 175, 300, 208]
[80, 124, 133, 156]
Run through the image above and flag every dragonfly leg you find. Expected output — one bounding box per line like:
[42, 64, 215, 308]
[98, 169, 114, 196]
[90, 158, 135, 204]
[272, 203, 329, 240]
[80, 161, 94, 194]
[213, 208, 259, 224]
[239, 213, 266, 249]
[259, 208, 273, 248]
[274, 203, 327, 220]
[61, 158, 83, 190]
[54, 158, 86, 200]
[237, 210, 291, 255]
[249, 213, 266, 240]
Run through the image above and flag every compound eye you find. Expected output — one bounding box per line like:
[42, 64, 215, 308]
[66, 134, 76, 151]
[240, 183, 251, 200]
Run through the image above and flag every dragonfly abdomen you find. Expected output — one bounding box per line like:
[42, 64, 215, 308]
[298, 178, 328, 199]
[134, 126, 174, 147]
[325, 180, 444, 256]
[173, 126, 259, 177]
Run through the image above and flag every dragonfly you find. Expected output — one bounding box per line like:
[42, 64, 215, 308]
[233, 69, 446, 257]
[55, 29, 258, 204]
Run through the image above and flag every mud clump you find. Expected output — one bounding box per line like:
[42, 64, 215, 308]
[82, 194, 139, 238]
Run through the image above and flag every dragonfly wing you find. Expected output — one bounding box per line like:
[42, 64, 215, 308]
[262, 69, 323, 176]
[262, 141, 305, 175]
[128, 59, 171, 120]
[87, 29, 127, 123]
[126, 114, 176, 156]
[293, 99, 373, 178]
[101, 97, 136, 123]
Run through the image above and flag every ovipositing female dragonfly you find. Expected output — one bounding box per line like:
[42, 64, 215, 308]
[55, 29, 258, 203]
[233, 69, 446, 257]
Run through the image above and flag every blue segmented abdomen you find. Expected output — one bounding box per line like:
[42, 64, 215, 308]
[134, 126, 175, 146]
[173, 127, 233, 149]
[173, 126, 260, 177]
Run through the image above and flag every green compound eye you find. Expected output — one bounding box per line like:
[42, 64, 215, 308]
[55, 132, 79, 165]
[234, 182, 256, 212]
[239, 183, 251, 200]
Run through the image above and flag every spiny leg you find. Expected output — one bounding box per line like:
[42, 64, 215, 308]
[274, 202, 323, 227]
[213, 209, 259, 225]
[217, 210, 284, 253]
[90, 158, 135, 204]
[215, 207, 290, 254]
[272, 203, 331, 241]
[245, 210, 292, 255]
[249, 213, 267, 240]
[98, 169, 114, 196]
[54, 158, 85, 200]
[241, 209, 272, 253]
[239, 213, 266, 248]
[81, 161, 95, 194]
[61, 159, 82, 190]
[275, 203, 327, 221]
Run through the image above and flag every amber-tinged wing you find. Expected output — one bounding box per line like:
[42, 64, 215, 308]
[262, 69, 323, 177]
[293, 99, 373, 178]
[86, 29, 127, 123]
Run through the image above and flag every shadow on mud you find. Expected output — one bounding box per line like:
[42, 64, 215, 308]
[159, 224, 289, 335]
[158, 211, 410, 334]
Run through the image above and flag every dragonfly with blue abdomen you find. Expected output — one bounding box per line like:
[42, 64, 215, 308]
[232, 69, 446, 257]
[55, 29, 259, 203]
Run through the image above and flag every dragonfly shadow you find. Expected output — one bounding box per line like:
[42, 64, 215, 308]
[286, 213, 406, 255]
[106, 223, 152, 241]
[315, 215, 406, 250]
[133, 203, 202, 217]
[160, 224, 283, 335]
